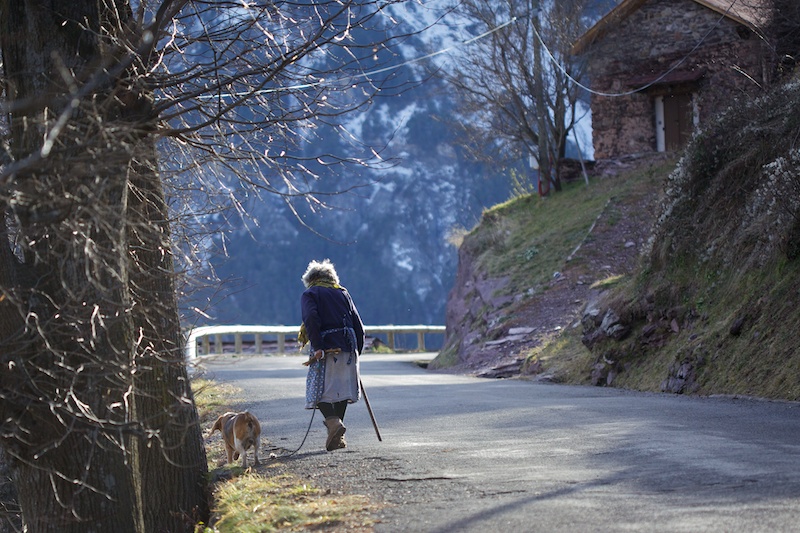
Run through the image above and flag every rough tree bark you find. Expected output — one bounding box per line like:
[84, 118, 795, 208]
[127, 144, 209, 531]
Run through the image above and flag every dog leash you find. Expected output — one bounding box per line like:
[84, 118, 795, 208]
[259, 406, 316, 463]
[283, 379, 381, 455]
[279, 407, 317, 458]
[267, 349, 335, 458]
[267, 349, 335, 459]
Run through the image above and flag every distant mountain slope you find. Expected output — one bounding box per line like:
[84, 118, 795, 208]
[197, 74, 511, 328]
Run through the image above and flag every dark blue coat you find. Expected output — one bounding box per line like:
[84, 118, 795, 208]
[301, 286, 365, 354]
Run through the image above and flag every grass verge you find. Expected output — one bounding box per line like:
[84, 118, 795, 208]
[210, 473, 374, 533]
[193, 379, 376, 532]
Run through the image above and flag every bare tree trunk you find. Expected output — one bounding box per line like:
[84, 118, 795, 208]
[1, 0, 421, 525]
[532, 9, 554, 194]
[13, 430, 140, 533]
[1, 156, 143, 532]
[127, 143, 209, 531]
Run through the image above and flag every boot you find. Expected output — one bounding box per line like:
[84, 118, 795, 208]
[323, 417, 346, 452]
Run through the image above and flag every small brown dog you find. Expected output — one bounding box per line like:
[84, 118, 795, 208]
[211, 411, 261, 467]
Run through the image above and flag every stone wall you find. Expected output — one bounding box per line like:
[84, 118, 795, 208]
[583, 0, 772, 159]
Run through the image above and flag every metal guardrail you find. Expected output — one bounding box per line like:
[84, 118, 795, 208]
[184, 324, 446, 359]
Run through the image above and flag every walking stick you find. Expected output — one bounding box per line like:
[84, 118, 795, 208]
[360, 379, 383, 442]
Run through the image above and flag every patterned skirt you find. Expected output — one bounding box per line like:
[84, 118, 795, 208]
[305, 350, 361, 409]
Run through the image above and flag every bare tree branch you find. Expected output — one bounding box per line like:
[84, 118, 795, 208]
[438, 0, 594, 193]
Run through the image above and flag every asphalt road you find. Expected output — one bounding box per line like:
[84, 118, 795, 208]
[197, 352, 800, 532]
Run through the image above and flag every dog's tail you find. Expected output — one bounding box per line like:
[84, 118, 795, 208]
[210, 415, 223, 435]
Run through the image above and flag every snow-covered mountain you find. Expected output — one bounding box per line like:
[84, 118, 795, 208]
[203, 90, 509, 329]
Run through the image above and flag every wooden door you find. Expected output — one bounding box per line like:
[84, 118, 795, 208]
[663, 93, 694, 151]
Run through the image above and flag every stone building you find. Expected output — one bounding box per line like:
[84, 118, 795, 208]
[572, 0, 775, 160]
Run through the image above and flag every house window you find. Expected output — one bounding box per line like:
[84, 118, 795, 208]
[655, 92, 697, 152]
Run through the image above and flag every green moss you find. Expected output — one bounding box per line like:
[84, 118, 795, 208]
[429, 343, 459, 369]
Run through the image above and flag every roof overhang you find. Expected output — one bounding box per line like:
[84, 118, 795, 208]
[697, 0, 772, 29]
[571, 0, 647, 55]
[571, 0, 772, 56]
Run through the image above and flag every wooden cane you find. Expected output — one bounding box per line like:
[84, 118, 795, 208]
[360, 379, 383, 442]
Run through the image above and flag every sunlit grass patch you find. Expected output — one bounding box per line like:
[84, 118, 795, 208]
[368, 343, 395, 354]
[521, 329, 593, 384]
[208, 473, 375, 533]
[193, 378, 240, 425]
[591, 274, 626, 290]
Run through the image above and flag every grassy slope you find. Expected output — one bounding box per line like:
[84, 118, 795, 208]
[604, 80, 800, 400]
[433, 175, 631, 368]
[460, 162, 666, 295]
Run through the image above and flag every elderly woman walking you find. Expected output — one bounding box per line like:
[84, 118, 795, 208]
[299, 259, 365, 451]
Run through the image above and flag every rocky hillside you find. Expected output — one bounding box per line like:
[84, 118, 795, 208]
[431, 155, 671, 376]
[435, 78, 800, 401]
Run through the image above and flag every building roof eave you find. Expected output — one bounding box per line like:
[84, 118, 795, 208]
[570, 0, 647, 56]
[571, 0, 772, 56]
[695, 0, 772, 31]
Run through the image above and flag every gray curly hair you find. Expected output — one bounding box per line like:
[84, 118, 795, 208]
[301, 259, 340, 288]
